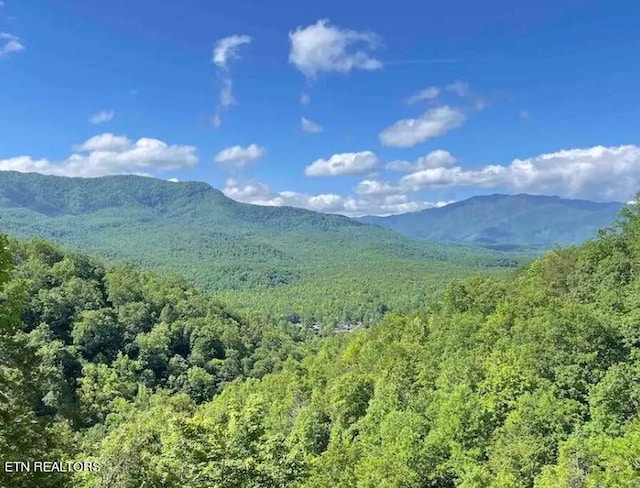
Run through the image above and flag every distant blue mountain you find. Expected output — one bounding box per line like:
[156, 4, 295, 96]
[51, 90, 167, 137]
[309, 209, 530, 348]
[357, 194, 624, 250]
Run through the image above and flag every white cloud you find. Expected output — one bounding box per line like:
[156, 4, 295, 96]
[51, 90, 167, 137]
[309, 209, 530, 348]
[417, 150, 457, 168]
[305, 151, 378, 176]
[386, 150, 457, 172]
[307, 193, 344, 211]
[355, 179, 401, 196]
[89, 110, 115, 124]
[288, 19, 382, 80]
[223, 178, 447, 216]
[343, 195, 452, 216]
[168, 178, 180, 182]
[301, 116, 323, 133]
[214, 144, 265, 169]
[74, 133, 130, 152]
[379, 106, 466, 148]
[223, 178, 275, 203]
[400, 166, 476, 189]
[353, 177, 453, 213]
[213, 34, 252, 69]
[520, 110, 531, 119]
[0, 32, 24, 58]
[223, 178, 344, 212]
[405, 86, 440, 105]
[0, 133, 198, 177]
[398, 145, 640, 202]
[300, 93, 311, 105]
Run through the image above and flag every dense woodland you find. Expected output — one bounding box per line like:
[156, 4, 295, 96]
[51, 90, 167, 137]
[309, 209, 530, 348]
[0, 236, 316, 487]
[2, 193, 640, 486]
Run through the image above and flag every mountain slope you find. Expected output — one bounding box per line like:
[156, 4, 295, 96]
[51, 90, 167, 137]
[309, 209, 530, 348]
[0, 171, 520, 326]
[357, 193, 623, 250]
[74, 193, 640, 487]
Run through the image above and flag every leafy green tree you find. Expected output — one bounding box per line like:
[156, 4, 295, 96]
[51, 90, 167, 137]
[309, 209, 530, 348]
[0, 235, 72, 487]
[72, 308, 124, 362]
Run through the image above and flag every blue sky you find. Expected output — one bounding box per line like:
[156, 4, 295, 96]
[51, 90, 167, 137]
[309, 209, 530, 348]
[1, 0, 639, 215]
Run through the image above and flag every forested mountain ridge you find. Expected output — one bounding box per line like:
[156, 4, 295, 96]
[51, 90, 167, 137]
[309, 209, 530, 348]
[0, 170, 359, 227]
[0, 170, 357, 228]
[2, 196, 640, 487]
[0, 171, 521, 326]
[357, 193, 622, 250]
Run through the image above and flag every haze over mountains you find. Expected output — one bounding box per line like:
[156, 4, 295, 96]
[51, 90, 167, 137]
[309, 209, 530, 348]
[358, 194, 623, 250]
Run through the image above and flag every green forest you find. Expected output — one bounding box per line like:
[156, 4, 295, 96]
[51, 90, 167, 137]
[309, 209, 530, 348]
[2, 193, 640, 487]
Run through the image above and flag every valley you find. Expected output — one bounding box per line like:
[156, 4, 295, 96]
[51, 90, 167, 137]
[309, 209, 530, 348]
[0, 171, 522, 327]
[2, 188, 639, 487]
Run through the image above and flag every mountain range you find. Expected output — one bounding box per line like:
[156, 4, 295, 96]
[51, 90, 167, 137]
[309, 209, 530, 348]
[0, 171, 518, 325]
[357, 193, 623, 250]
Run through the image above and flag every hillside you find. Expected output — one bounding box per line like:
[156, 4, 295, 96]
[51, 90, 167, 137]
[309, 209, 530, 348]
[357, 193, 623, 250]
[0, 236, 317, 488]
[0, 171, 519, 326]
[3, 193, 639, 488]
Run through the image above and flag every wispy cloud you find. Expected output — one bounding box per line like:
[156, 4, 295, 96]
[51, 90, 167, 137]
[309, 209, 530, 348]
[446, 80, 471, 97]
[405, 86, 441, 105]
[212, 34, 251, 127]
[213, 34, 251, 69]
[301, 116, 323, 133]
[300, 92, 311, 105]
[219, 78, 234, 107]
[0, 32, 24, 58]
[380, 81, 489, 147]
[89, 110, 115, 124]
[379, 106, 466, 148]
